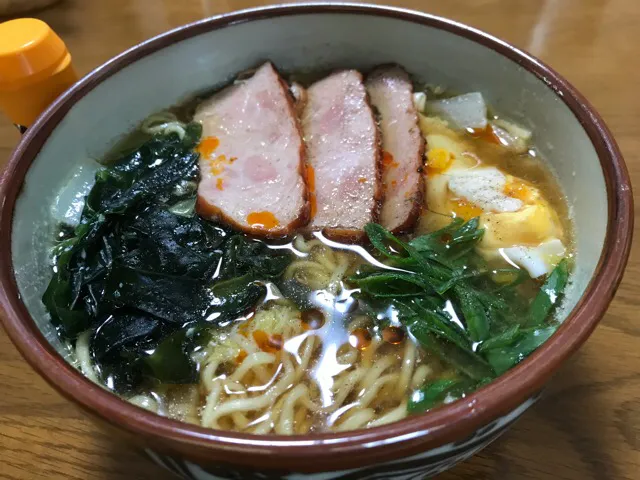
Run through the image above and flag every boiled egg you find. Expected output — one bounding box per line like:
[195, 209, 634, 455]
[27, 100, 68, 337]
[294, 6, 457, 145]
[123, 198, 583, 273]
[417, 114, 566, 278]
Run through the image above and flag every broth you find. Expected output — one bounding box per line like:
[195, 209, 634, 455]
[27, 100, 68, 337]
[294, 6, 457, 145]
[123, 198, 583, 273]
[45, 64, 573, 435]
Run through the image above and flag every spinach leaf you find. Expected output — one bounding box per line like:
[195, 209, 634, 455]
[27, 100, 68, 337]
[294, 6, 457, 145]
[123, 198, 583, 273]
[182, 122, 203, 149]
[409, 217, 484, 265]
[454, 285, 490, 342]
[409, 322, 494, 381]
[408, 377, 477, 414]
[351, 272, 432, 297]
[527, 260, 569, 327]
[484, 325, 557, 375]
[399, 298, 471, 351]
[355, 221, 570, 402]
[364, 223, 413, 261]
[364, 223, 452, 291]
[477, 325, 521, 353]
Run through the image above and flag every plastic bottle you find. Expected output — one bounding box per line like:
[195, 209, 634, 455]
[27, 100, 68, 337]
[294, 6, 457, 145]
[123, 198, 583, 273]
[0, 18, 77, 132]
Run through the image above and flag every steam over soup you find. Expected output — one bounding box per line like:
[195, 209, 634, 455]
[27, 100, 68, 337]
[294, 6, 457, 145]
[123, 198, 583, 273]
[44, 63, 572, 434]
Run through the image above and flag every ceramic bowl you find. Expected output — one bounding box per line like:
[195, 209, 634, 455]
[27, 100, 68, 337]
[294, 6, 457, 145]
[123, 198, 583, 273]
[0, 4, 633, 480]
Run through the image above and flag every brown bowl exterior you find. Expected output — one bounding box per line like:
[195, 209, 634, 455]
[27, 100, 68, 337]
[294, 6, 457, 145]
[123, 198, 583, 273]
[0, 3, 633, 477]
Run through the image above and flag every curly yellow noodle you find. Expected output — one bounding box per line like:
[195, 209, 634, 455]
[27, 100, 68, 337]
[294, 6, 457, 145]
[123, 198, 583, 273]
[72, 235, 442, 434]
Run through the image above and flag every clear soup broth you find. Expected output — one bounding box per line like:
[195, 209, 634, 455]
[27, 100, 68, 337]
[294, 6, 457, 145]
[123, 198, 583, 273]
[46, 64, 573, 435]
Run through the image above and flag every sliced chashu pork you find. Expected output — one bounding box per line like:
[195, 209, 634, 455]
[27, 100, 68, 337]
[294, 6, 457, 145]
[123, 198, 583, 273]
[194, 62, 309, 237]
[366, 65, 424, 233]
[301, 70, 382, 240]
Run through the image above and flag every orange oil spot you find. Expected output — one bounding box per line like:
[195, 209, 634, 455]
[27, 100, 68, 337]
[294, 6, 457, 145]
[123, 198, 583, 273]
[382, 151, 399, 168]
[301, 309, 325, 330]
[382, 326, 405, 345]
[305, 164, 317, 219]
[247, 211, 280, 229]
[238, 322, 250, 338]
[452, 198, 483, 220]
[253, 330, 284, 353]
[358, 177, 367, 184]
[468, 125, 501, 144]
[349, 328, 372, 351]
[196, 136, 220, 158]
[216, 178, 224, 191]
[236, 350, 248, 363]
[209, 154, 228, 176]
[391, 180, 398, 188]
[440, 233, 454, 244]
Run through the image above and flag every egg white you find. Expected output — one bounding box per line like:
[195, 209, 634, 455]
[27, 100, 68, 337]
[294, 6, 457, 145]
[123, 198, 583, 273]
[417, 114, 567, 278]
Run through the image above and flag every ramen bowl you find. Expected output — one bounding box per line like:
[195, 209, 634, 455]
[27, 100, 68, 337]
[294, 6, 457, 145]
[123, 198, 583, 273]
[0, 3, 632, 479]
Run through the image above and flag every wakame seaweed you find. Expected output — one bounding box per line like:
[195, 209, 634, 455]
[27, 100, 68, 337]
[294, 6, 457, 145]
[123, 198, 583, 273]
[42, 126, 292, 392]
[351, 220, 570, 414]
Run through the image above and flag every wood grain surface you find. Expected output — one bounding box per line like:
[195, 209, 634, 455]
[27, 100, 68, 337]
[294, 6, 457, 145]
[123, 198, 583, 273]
[1, 1, 639, 479]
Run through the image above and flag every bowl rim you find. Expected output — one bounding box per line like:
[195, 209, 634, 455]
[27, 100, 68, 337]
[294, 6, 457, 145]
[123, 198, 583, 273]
[0, 2, 633, 473]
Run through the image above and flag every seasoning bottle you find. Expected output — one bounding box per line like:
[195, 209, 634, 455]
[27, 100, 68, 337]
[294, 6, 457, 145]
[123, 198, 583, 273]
[0, 18, 77, 132]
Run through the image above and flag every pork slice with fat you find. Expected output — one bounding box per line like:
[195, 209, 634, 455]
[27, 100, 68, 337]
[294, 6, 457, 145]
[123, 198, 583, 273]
[195, 62, 309, 237]
[366, 65, 424, 233]
[301, 70, 382, 240]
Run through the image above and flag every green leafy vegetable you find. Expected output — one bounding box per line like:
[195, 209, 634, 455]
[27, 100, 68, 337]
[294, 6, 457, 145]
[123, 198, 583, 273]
[104, 265, 210, 324]
[353, 221, 571, 415]
[484, 325, 557, 374]
[143, 328, 199, 384]
[408, 378, 477, 414]
[527, 259, 569, 327]
[409, 217, 484, 265]
[410, 323, 494, 381]
[398, 298, 470, 351]
[355, 272, 432, 297]
[42, 126, 293, 392]
[454, 285, 490, 342]
[477, 325, 521, 353]
[209, 274, 268, 320]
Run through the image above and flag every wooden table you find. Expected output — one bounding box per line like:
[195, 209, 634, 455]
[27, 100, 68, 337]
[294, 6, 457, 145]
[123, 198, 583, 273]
[1, 1, 638, 479]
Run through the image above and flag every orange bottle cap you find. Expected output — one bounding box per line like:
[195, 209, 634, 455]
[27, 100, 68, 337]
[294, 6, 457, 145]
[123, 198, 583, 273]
[0, 18, 77, 126]
[0, 18, 68, 87]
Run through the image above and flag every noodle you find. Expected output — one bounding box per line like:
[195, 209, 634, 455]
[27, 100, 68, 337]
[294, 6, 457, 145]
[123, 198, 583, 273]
[188, 243, 432, 433]
[396, 340, 417, 400]
[140, 112, 187, 139]
[336, 408, 376, 432]
[75, 330, 99, 384]
[285, 236, 355, 292]
[71, 234, 440, 435]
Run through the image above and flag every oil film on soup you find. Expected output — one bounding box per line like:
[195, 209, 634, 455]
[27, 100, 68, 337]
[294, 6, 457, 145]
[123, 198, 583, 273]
[42, 62, 573, 436]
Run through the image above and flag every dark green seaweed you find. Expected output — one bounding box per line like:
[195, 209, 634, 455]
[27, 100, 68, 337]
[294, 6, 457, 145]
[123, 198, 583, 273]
[43, 126, 292, 392]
